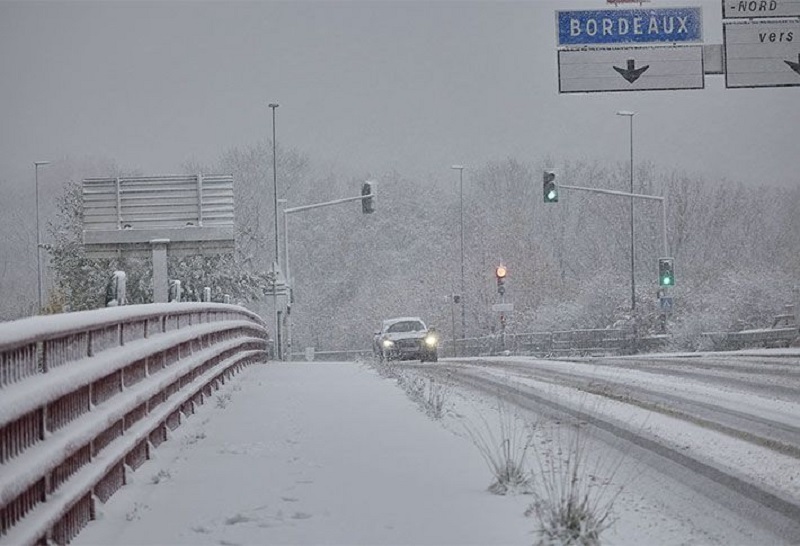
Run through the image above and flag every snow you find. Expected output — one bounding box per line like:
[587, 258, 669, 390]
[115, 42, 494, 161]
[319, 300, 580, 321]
[477, 362, 800, 503]
[0, 320, 259, 425]
[71, 360, 791, 545]
[74, 362, 534, 546]
[0, 302, 263, 348]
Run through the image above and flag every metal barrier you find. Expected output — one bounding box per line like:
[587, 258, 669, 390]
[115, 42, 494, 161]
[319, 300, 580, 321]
[444, 329, 649, 357]
[298, 329, 669, 363]
[703, 305, 799, 351]
[703, 327, 799, 351]
[0, 303, 269, 545]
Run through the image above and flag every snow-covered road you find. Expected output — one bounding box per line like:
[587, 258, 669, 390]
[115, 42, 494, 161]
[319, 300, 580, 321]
[401, 349, 800, 543]
[73, 352, 800, 545]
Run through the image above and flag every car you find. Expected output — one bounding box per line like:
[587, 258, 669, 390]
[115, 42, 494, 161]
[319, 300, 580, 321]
[374, 316, 439, 362]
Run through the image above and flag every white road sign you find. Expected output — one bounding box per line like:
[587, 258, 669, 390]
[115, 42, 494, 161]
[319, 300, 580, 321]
[558, 45, 704, 93]
[724, 19, 800, 88]
[723, 0, 800, 19]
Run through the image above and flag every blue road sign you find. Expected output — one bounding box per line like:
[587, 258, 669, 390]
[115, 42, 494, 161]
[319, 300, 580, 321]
[557, 8, 703, 46]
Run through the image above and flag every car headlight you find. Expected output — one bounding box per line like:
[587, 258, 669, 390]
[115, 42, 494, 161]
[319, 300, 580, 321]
[382, 339, 394, 348]
[424, 334, 438, 347]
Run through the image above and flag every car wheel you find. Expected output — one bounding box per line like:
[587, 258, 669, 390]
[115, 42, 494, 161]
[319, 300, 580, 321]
[430, 352, 438, 363]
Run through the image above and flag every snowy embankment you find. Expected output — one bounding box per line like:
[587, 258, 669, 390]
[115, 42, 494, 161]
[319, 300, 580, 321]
[72, 359, 793, 545]
[477, 354, 800, 503]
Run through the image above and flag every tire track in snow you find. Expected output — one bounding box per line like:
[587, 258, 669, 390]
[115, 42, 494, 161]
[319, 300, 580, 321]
[397, 360, 800, 544]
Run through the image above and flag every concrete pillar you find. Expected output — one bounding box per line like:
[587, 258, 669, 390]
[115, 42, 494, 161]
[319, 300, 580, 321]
[150, 239, 170, 303]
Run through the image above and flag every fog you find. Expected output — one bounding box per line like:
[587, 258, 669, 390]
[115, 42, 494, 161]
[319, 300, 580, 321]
[1, 0, 796, 186]
[1, 0, 798, 347]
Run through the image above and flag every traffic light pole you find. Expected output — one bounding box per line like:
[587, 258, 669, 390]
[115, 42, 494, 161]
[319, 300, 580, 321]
[557, 184, 669, 257]
[552, 182, 671, 345]
[282, 190, 376, 360]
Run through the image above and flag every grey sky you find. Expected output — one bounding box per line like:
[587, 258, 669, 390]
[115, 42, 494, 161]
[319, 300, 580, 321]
[1, 0, 797, 193]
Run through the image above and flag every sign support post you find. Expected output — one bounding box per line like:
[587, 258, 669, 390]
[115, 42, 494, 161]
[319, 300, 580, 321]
[151, 239, 170, 303]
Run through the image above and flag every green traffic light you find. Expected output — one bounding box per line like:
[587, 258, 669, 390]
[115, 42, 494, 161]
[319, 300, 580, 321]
[543, 170, 558, 203]
[658, 257, 675, 287]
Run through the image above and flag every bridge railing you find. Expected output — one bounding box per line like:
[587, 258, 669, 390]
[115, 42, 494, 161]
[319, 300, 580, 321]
[702, 327, 799, 351]
[0, 303, 269, 545]
[444, 329, 664, 358]
[702, 305, 799, 351]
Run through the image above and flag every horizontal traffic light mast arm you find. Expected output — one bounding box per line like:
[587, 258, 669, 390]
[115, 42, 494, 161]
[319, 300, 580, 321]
[558, 184, 664, 203]
[558, 183, 669, 257]
[284, 193, 374, 215]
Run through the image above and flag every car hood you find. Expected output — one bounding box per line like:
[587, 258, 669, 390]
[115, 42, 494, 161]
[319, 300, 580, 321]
[383, 331, 427, 342]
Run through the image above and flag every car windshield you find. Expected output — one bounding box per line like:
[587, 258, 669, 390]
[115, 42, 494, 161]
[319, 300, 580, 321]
[387, 321, 424, 333]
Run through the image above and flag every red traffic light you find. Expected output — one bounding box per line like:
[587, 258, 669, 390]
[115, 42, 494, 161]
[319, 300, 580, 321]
[495, 265, 507, 295]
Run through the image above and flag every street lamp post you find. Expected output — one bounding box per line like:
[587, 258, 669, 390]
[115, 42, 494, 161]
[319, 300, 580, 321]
[451, 165, 465, 355]
[269, 103, 281, 359]
[34, 160, 50, 313]
[279, 199, 291, 361]
[616, 111, 636, 312]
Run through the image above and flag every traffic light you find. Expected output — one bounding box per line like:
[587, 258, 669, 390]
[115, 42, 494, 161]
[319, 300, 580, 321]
[495, 265, 507, 295]
[361, 181, 375, 214]
[658, 257, 675, 287]
[543, 169, 558, 203]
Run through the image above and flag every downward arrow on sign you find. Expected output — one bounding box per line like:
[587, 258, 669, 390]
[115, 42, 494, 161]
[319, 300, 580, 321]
[785, 54, 800, 76]
[613, 59, 650, 84]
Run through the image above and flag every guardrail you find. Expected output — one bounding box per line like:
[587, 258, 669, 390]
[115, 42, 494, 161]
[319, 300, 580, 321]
[0, 303, 268, 545]
[293, 328, 670, 362]
[702, 327, 799, 351]
[450, 329, 666, 357]
[702, 305, 798, 351]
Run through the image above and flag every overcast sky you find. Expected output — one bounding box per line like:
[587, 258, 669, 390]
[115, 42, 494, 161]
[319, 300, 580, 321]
[1, 0, 797, 193]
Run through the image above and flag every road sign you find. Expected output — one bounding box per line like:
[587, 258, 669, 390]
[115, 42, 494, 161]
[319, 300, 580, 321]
[659, 296, 674, 313]
[557, 8, 703, 47]
[82, 174, 235, 257]
[724, 19, 800, 88]
[723, 0, 800, 19]
[558, 46, 704, 93]
[491, 303, 514, 313]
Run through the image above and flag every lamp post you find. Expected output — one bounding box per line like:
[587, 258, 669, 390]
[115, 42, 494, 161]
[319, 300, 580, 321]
[279, 199, 291, 361]
[451, 165, 465, 355]
[34, 160, 50, 313]
[269, 103, 281, 359]
[616, 111, 636, 312]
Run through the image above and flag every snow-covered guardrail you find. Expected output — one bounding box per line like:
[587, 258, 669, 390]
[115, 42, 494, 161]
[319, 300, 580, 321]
[452, 329, 664, 357]
[0, 303, 269, 545]
[702, 327, 799, 351]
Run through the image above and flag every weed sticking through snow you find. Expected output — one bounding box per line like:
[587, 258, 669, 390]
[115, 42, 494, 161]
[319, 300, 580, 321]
[526, 421, 624, 546]
[462, 401, 534, 495]
[393, 375, 450, 419]
[384, 367, 452, 420]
